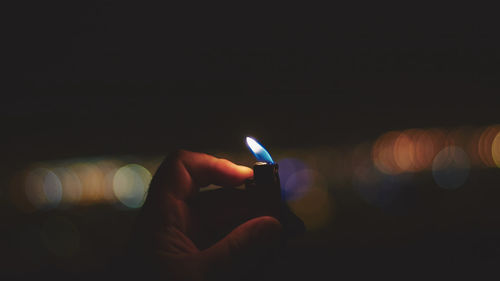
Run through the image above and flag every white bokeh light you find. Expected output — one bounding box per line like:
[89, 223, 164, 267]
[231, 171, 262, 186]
[112, 164, 152, 208]
[432, 146, 470, 190]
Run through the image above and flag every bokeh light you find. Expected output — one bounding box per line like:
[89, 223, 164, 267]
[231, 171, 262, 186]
[372, 128, 449, 174]
[112, 164, 152, 208]
[393, 131, 416, 172]
[95, 160, 121, 202]
[278, 158, 310, 201]
[8, 124, 500, 211]
[413, 129, 444, 170]
[43, 170, 63, 208]
[24, 168, 49, 210]
[53, 167, 83, 207]
[284, 169, 313, 201]
[372, 131, 402, 174]
[432, 146, 470, 190]
[41, 216, 80, 257]
[478, 125, 500, 167]
[492, 130, 500, 168]
[25, 168, 62, 210]
[71, 162, 106, 205]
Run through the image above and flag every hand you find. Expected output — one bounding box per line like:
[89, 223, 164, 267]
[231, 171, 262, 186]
[129, 150, 282, 281]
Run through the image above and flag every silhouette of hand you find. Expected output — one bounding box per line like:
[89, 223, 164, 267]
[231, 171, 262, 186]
[131, 150, 282, 281]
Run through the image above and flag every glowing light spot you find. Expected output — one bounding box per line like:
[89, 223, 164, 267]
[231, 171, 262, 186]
[432, 146, 470, 190]
[412, 129, 436, 170]
[372, 131, 401, 174]
[393, 132, 416, 172]
[42, 170, 63, 208]
[113, 164, 152, 208]
[278, 158, 309, 201]
[246, 137, 274, 163]
[71, 163, 106, 205]
[373, 128, 448, 174]
[285, 170, 313, 201]
[41, 216, 80, 257]
[25, 168, 62, 210]
[53, 167, 82, 207]
[419, 129, 447, 170]
[492, 131, 500, 168]
[25, 168, 48, 209]
[95, 160, 121, 202]
[478, 125, 500, 167]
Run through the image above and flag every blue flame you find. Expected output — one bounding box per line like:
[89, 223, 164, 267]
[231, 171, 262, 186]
[246, 137, 274, 163]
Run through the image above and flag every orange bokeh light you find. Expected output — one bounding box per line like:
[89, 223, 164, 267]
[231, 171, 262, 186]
[372, 128, 448, 174]
[492, 131, 500, 168]
[372, 131, 401, 174]
[413, 129, 446, 171]
[478, 125, 500, 167]
[70, 162, 106, 205]
[393, 131, 416, 172]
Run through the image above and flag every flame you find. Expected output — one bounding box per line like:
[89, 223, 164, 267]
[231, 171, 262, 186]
[246, 137, 274, 163]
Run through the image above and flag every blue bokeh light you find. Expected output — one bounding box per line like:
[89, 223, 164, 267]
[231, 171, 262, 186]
[278, 158, 311, 201]
[432, 146, 470, 190]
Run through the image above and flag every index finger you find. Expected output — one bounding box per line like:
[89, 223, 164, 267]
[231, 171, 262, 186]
[149, 150, 253, 201]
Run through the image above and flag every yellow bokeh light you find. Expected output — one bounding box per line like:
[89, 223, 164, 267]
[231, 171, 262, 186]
[478, 125, 500, 167]
[492, 131, 500, 168]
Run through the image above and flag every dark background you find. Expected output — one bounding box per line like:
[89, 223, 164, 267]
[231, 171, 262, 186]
[2, 1, 500, 280]
[4, 1, 500, 159]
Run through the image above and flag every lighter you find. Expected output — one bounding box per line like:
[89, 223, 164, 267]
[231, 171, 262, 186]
[243, 137, 305, 238]
[189, 137, 305, 249]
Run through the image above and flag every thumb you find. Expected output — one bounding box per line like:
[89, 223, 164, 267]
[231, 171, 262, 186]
[199, 216, 282, 280]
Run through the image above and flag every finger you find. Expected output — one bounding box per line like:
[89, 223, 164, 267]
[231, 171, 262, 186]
[149, 149, 253, 200]
[199, 216, 282, 280]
